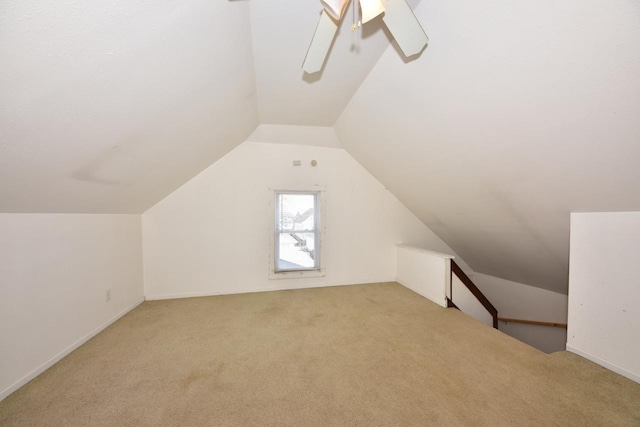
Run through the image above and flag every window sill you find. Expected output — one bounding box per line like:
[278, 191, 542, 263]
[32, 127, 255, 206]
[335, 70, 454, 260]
[269, 269, 326, 280]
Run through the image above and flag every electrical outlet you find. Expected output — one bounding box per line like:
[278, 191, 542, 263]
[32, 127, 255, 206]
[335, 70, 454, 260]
[106, 289, 111, 302]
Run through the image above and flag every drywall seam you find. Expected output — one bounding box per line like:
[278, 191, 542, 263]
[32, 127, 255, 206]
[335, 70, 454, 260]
[0, 297, 145, 402]
[566, 344, 640, 384]
[144, 280, 392, 301]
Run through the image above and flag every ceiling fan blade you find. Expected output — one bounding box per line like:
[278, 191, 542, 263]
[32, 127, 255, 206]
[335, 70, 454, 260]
[321, 0, 351, 21]
[302, 10, 339, 74]
[382, 0, 428, 57]
[359, 0, 385, 24]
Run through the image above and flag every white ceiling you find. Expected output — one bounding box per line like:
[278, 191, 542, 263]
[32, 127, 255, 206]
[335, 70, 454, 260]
[0, 0, 258, 213]
[248, 0, 418, 125]
[336, 0, 640, 293]
[1, 0, 639, 293]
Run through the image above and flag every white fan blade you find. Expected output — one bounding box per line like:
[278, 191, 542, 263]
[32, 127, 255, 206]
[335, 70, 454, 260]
[359, 0, 385, 24]
[321, 0, 350, 21]
[302, 10, 339, 74]
[382, 0, 428, 57]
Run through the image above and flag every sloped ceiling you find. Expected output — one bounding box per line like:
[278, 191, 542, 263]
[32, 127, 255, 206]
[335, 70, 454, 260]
[248, 0, 414, 125]
[0, 0, 258, 213]
[0, 0, 407, 212]
[1, 0, 639, 293]
[336, 0, 640, 293]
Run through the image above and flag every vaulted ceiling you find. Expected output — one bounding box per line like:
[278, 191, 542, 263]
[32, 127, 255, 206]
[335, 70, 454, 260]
[1, 0, 639, 294]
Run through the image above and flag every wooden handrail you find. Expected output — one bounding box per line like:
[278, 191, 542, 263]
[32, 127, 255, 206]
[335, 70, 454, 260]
[450, 260, 499, 329]
[498, 317, 567, 329]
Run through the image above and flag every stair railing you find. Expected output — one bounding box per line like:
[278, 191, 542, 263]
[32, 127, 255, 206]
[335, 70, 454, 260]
[497, 317, 567, 328]
[448, 260, 499, 329]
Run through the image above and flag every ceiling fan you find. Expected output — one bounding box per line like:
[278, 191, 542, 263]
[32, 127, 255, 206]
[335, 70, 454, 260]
[303, 0, 428, 74]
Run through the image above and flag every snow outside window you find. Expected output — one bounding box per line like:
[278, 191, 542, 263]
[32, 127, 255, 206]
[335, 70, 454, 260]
[274, 191, 321, 273]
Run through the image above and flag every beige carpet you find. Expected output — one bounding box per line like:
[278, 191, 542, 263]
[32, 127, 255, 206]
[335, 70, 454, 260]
[1, 282, 639, 426]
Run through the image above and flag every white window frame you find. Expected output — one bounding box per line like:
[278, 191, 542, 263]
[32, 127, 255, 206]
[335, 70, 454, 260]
[269, 187, 326, 279]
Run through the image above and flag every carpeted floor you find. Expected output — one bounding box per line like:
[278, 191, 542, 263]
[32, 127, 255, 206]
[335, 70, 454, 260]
[1, 282, 639, 426]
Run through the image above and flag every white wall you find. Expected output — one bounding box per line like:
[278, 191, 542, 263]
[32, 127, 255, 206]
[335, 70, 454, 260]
[474, 273, 568, 353]
[143, 134, 461, 299]
[567, 212, 640, 383]
[0, 214, 144, 401]
[247, 124, 343, 148]
[396, 245, 452, 307]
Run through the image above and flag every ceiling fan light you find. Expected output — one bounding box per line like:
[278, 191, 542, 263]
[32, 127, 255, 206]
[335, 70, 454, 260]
[359, 0, 385, 24]
[321, 0, 351, 21]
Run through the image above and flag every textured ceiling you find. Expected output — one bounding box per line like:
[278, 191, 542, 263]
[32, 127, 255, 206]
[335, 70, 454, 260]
[1, 0, 639, 294]
[336, 0, 640, 294]
[0, 0, 258, 213]
[248, 0, 419, 125]
[0, 0, 411, 212]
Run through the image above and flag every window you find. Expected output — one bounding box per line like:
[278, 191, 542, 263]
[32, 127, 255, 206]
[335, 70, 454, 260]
[272, 191, 323, 275]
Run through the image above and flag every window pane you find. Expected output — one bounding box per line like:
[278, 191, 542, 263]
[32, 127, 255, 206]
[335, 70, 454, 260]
[277, 232, 317, 270]
[277, 194, 315, 231]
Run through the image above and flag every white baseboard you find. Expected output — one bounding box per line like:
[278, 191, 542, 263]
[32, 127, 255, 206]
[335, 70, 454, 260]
[0, 297, 145, 402]
[566, 344, 640, 384]
[144, 280, 392, 301]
